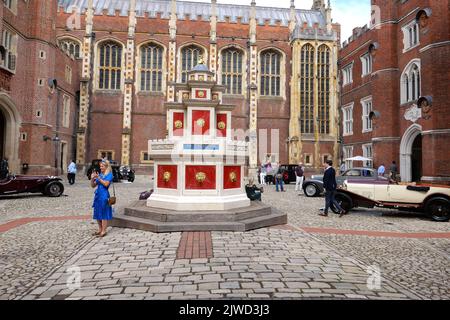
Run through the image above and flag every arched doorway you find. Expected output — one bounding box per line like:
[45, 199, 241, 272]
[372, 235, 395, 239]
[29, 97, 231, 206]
[0, 93, 21, 173]
[411, 134, 422, 182]
[0, 109, 5, 158]
[400, 124, 422, 182]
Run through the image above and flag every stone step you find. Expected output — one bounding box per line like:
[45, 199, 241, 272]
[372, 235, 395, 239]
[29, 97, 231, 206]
[110, 210, 287, 233]
[123, 201, 273, 222]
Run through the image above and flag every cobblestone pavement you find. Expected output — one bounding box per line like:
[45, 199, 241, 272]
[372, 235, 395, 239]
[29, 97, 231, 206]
[0, 176, 448, 300]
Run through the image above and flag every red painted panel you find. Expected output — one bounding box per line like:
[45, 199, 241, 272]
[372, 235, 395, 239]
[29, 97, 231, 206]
[224, 166, 241, 189]
[195, 90, 208, 99]
[192, 110, 210, 135]
[216, 113, 227, 138]
[185, 165, 216, 190]
[157, 165, 178, 189]
[173, 112, 184, 137]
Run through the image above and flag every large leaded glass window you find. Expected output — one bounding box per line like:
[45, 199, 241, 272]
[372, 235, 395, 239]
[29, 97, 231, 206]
[221, 48, 243, 95]
[318, 45, 330, 134]
[98, 42, 122, 90]
[300, 44, 314, 134]
[140, 43, 163, 92]
[181, 45, 203, 83]
[260, 50, 281, 96]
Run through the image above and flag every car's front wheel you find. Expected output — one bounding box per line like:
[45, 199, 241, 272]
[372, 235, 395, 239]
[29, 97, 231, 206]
[304, 183, 319, 197]
[425, 197, 450, 222]
[44, 182, 64, 197]
[331, 192, 353, 214]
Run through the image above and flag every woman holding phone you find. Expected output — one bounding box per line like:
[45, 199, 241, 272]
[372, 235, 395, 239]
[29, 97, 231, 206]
[91, 159, 114, 237]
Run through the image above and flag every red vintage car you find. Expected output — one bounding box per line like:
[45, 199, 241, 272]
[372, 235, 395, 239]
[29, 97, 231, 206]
[0, 175, 64, 197]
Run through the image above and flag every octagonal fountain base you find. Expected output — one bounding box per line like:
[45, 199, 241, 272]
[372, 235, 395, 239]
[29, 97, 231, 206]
[111, 201, 287, 233]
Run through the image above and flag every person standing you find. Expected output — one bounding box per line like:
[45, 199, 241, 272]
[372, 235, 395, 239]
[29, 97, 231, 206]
[295, 163, 305, 194]
[91, 159, 114, 237]
[67, 160, 77, 185]
[377, 163, 386, 177]
[0, 157, 8, 179]
[389, 161, 398, 181]
[319, 160, 345, 218]
[340, 162, 346, 175]
[275, 166, 285, 192]
[260, 164, 267, 186]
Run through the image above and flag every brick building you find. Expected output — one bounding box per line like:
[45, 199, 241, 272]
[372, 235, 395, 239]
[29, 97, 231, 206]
[54, 0, 340, 175]
[0, 0, 80, 175]
[339, 0, 450, 184]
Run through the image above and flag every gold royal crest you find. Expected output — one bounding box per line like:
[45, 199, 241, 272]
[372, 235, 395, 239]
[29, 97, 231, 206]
[195, 172, 207, 183]
[196, 118, 206, 128]
[163, 171, 171, 182]
[174, 120, 183, 129]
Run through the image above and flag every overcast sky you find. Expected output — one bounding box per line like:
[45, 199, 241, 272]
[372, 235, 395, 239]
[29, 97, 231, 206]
[178, 0, 371, 43]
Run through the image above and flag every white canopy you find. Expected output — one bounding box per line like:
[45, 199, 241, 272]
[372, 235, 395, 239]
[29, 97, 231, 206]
[345, 156, 372, 161]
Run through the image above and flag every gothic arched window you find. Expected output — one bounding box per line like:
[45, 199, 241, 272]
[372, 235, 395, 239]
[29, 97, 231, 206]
[98, 41, 122, 90]
[401, 61, 421, 103]
[318, 44, 331, 134]
[181, 45, 203, 83]
[300, 44, 315, 134]
[140, 43, 163, 92]
[58, 38, 81, 58]
[221, 48, 243, 95]
[260, 50, 281, 96]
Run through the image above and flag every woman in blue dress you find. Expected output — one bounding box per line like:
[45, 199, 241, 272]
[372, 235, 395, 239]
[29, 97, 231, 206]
[90, 159, 114, 237]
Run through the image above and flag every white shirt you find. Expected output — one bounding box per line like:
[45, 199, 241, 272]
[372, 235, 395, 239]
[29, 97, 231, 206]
[68, 162, 77, 174]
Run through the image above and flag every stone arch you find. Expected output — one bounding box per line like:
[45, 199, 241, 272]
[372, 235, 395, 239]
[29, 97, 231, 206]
[0, 92, 21, 173]
[400, 123, 422, 182]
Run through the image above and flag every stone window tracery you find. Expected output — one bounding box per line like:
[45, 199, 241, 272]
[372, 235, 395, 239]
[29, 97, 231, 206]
[260, 50, 281, 97]
[98, 41, 122, 90]
[58, 38, 81, 59]
[318, 45, 331, 134]
[300, 44, 314, 134]
[401, 61, 421, 103]
[181, 45, 203, 83]
[140, 43, 163, 92]
[221, 48, 243, 95]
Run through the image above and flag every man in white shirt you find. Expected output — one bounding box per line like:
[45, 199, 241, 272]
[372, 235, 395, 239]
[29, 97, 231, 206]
[67, 160, 77, 185]
[377, 164, 386, 177]
[295, 163, 305, 193]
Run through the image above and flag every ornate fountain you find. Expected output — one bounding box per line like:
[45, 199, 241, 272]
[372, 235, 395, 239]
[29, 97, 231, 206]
[112, 62, 286, 232]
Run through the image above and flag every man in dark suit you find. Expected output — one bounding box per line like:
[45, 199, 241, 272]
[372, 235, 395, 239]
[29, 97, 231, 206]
[319, 160, 345, 218]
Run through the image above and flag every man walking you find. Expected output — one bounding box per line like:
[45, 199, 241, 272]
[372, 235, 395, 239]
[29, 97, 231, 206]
[319, 160, 345, 218]
[275, 166, 285, 192]
[377, 163, 386, 177]
[295, 162, 305, 194]
[0, 157, 9, 179]
[67, 160, 77, 185]
[390, 161, 398, 181]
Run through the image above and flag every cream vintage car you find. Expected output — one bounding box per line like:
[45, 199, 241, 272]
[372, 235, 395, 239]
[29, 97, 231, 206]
[332, 176, 450, 222]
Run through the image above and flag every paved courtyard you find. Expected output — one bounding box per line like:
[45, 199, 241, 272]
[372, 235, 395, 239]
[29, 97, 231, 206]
[0, 175, 448, 300]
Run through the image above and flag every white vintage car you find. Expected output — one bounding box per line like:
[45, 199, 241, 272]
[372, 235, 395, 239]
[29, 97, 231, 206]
[333, 177, 450, 222]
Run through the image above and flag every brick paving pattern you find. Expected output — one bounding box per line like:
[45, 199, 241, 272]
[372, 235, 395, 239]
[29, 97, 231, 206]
[176, 232, 213, 260]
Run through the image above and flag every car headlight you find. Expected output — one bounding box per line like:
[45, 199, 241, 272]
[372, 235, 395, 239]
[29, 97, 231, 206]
[342, 180, 348, 190]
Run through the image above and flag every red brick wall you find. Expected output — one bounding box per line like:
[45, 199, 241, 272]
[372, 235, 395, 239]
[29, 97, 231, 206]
[340, 0, 450, 182]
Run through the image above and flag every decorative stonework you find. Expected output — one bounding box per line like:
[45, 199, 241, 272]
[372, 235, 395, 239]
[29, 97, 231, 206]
[404, 104, 422, 123]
